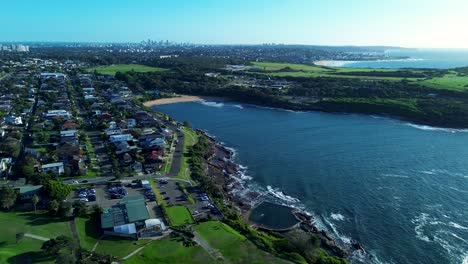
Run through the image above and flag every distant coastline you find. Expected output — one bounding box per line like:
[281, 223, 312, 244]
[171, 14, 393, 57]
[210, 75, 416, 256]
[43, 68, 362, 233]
[143, 95, 225, 107]
[314, 57, 423, 67]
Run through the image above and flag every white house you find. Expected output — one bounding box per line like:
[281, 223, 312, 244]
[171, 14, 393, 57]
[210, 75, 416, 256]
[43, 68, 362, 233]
[5, 116, 22, 125]
[109, 134, 133, 143]
[38, 162, 65, 175]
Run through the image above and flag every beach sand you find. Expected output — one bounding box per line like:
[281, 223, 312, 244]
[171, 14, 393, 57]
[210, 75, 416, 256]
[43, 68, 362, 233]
[143, 95, 224, 107]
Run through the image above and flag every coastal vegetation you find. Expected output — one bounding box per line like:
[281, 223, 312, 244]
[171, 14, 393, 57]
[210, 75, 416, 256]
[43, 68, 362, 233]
[188, 135, 347, 264]
[113, 61, 468, 128]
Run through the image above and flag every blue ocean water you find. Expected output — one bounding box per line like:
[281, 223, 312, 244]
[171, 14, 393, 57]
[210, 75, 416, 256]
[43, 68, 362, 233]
[156, 102, 468, 264]
[343, 49, 468, 69]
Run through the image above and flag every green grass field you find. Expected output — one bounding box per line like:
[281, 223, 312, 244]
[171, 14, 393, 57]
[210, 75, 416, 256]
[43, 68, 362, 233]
[124, 237, 214, 264]
[75, 217, 100, 251]
[417, 72, 468, 91]
[251, 62, 420, 81]
[176, 127, 199, 181]
[0, 211, 72, 263]
[165, 206, 194, 227]
[94, 237, 148, 258]
[87, 64, 166, 75]
[194, 221, 289, 263]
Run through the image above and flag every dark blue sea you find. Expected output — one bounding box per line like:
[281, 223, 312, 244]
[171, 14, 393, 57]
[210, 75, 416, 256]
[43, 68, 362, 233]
[156, 101, 468, 264]
[343, 49, 468, 69]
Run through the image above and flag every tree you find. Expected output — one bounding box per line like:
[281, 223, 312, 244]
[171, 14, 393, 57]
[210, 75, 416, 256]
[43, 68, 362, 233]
[32, 194, 40, 214]
[0, 186, 18, 210]
[41, 235, 75, 255]
[72, 201, 87, 217]
[21, 164, 35, 179]
[42, 180, 72, 200]
[183, 121, 191, 128]
[55, 253, 76, 264]
[58, 201, 72, 218]
[48, 200, 60, 215]
[16, 232, 24, 243]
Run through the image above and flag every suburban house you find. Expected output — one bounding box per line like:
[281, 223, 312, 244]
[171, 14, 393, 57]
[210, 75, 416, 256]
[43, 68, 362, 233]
[109, 134, 133, 143]
[0, 157, 13, 177]
[138, 134, 166, 148]
[5, 116, 23, 125]
[44, 109, 72, 119]
[131, 162, 143, 173]
[35, 162, 65, 175]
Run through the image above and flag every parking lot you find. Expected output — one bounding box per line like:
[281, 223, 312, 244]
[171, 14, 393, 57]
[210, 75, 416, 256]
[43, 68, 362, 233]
[156, 179, 188, 206]
[71, 181, 157, 208]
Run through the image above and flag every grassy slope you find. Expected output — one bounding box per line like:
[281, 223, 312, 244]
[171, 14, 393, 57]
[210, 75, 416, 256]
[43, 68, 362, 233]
[175, 127, 199, 180]
[251, 62, 417, 80]
[165, 205, 194, 227]
[88, 64, 166, 75]
[0, 211, 72, 263]
[75, 216, 100, 251]
[94, 238, 147, 258]
[417, 72, 468, 91]
[124, 237, 214, 264]
[194, 221, 289, 263]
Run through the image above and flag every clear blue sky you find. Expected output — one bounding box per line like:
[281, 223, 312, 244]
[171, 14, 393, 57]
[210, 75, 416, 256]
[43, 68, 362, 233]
[2, 0, 467, 48]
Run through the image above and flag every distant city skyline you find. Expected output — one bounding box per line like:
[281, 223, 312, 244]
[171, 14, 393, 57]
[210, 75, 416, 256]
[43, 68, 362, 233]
[2, 0, 468, 49]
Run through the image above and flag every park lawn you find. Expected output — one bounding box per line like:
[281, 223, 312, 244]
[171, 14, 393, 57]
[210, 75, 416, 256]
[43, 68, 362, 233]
[0, 211, 72, 240]
[194, 221, 289, 263]
[75, 216, 100, 251]
[88, 64, 166, 75]
[94, 236, 148, 258]
[175, 127, 199, 180]
[417, 72, 468, 91]
[0, 237, 54, 264]
[0, 211, 72, 263]
[251, 61, 415, 80]
[165, 205, 194, 227]
[124, 236, 214, 264]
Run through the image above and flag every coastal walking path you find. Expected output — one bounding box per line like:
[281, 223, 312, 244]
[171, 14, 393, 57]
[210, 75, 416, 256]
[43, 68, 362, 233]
[193, 231, 223, 260]
[121, 231, 172, 260]
[24, 233, 50, 241]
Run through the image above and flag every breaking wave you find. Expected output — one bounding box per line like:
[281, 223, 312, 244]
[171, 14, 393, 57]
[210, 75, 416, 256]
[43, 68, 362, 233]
[200, 101, 224, 108]
[266, 185, 300, 203]
[331, 213, 346, 221]
[406, 123, 468, 133]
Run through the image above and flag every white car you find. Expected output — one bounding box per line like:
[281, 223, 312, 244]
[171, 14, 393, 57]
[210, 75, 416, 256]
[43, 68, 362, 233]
[79, 198, 88, 202]
[72, 180, 79, 184]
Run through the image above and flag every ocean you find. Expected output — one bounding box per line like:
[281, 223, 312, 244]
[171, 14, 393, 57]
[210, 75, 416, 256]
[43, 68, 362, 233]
[340, 49, 468, 69]
[154, 50, 468, 264]
[155, 102, 468, 264]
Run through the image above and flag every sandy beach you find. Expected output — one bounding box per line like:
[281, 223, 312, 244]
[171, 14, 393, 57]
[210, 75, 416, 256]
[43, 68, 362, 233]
[143, 95, 224, 107]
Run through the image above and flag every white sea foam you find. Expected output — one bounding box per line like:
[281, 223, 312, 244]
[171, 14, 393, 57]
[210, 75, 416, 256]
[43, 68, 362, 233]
[449, 222, 468, 230]
[266, 185, 300, 203]
[381, 173, 410, 179]
[232, 104, 244, 109]
[237, 171, 253, 181]
[463, 254, 468, 264]
[419, 170, 436, 175]
[322, 216, 352, 244]
[449, 187, 468, 194]
[200, 101, 224, 108]
[412, 213, 432, 242]
[406, 123, 468, 133]
[330, 213, 346, 221]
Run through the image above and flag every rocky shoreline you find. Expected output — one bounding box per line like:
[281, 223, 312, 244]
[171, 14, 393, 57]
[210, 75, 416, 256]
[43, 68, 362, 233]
[196, 129, 355, 259]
